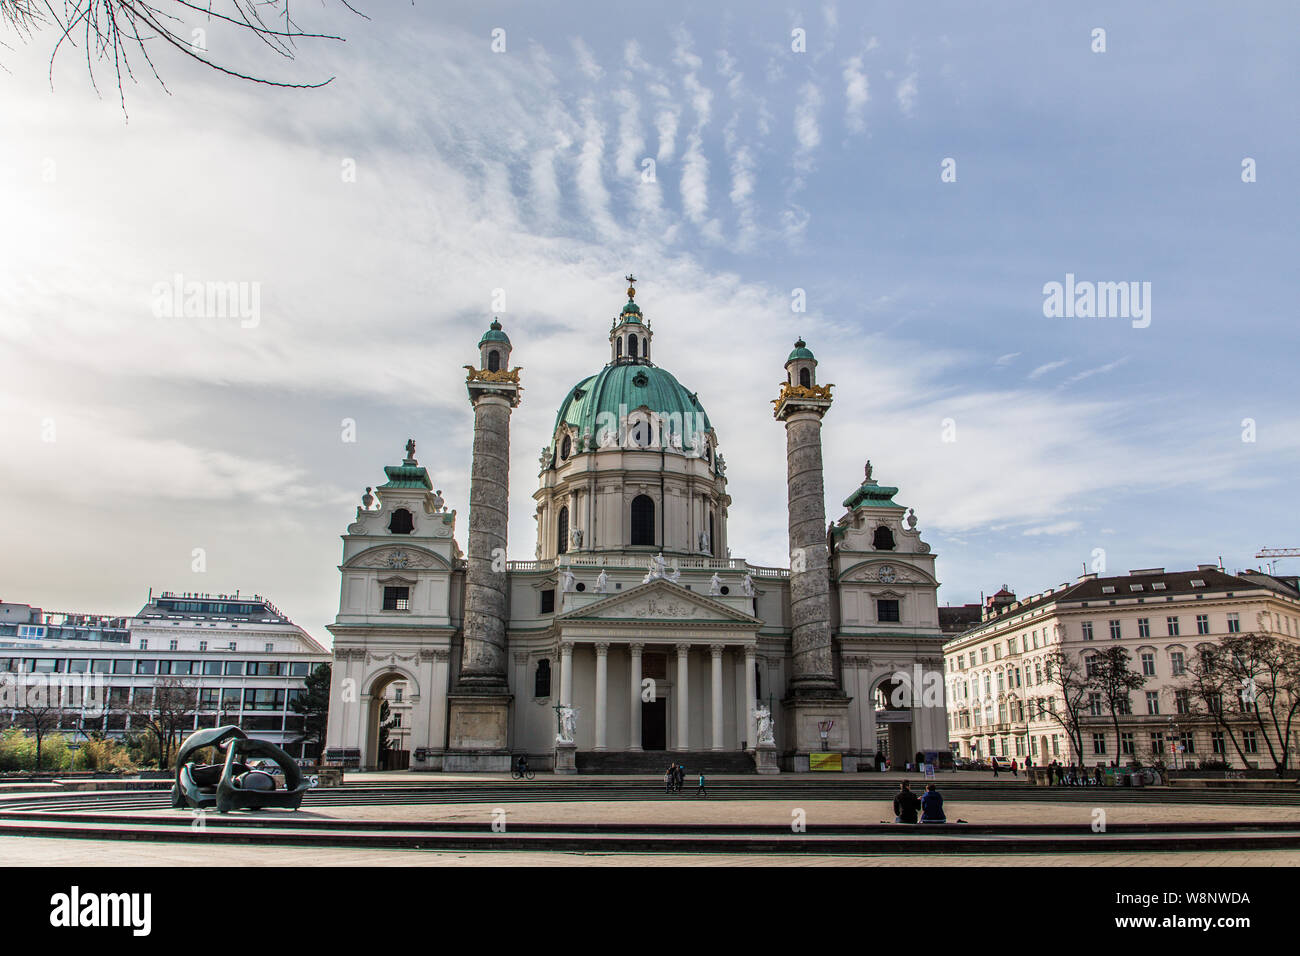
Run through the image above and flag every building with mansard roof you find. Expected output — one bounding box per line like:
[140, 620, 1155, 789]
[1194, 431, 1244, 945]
[323, 279, 949, 772]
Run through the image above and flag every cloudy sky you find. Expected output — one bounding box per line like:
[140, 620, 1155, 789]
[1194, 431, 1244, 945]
[2, 2, 1297, 643]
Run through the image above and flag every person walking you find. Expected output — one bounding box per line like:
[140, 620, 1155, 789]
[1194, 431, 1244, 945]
[675, 763, 685, 793]
[893, 781, 921, 824]
[920, 783, 946, 824]
[1010, 758, 1018, 777]
[696, 771, 707, 798]
[665, 765, 675, 794]
[992, 759, 999, 778]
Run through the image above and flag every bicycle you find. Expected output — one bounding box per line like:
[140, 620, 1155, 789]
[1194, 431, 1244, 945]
[511, 766, 535, 780]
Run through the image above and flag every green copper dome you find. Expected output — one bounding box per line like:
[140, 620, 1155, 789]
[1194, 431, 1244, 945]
[478, 318, 511, 348]
[549, 363, 711, 456]
[786, 337, 815, 363]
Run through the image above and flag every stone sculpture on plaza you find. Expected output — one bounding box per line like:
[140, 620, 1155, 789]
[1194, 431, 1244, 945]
[555, 706, 578, 744]
[753, 707, 775, 746]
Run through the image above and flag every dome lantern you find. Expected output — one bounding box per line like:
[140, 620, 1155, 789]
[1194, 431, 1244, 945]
[609, 273, 653, 365]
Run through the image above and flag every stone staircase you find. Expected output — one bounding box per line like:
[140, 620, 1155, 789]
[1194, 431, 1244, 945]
[575, 751, 756, 774]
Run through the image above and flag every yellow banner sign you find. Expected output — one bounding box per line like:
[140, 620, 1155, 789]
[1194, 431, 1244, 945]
[809, 752, 842, 772]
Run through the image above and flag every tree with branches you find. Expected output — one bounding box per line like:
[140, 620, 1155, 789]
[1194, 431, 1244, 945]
[1088, 645, 1147, 767]
[289, 662, 330, 763]
[1183, 633, 1300, 776]
[1038, 648, 1091, 765]
[0, 1, 365, 112]
[10, 675, 65, 771]
[130, 677, 197, 769]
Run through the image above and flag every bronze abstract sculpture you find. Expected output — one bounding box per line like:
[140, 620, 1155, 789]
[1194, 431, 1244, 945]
[172, 725, 311, 813]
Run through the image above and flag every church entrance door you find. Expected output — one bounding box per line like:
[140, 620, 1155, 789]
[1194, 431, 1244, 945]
[641, 699, 666, 751]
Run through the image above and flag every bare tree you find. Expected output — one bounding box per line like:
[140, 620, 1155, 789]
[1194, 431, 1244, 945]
[10, 674, 65, 770]
[130, 677, 197, 769]
[1089, 645, 1147, 767]
[0, 1, 365, 112]
[1039, 648, 1091, 765]
[1184, 634, 1300, 776]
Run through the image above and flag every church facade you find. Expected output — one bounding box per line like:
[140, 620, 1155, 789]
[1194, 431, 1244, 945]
[323, 280, 948, 772]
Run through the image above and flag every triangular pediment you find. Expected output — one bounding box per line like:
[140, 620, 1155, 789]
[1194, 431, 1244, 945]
[557, 579, 760, 625]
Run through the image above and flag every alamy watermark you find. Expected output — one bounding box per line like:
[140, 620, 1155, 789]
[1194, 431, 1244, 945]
[1042, 273, 1151, 328]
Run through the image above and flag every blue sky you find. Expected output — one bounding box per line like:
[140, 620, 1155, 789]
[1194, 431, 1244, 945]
[1, 2, 1297, 641]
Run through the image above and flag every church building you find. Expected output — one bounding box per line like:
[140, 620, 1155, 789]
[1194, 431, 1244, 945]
[323, 278, 948, 772]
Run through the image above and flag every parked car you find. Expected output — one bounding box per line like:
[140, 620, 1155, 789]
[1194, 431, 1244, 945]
[991, 756, 1013, 772]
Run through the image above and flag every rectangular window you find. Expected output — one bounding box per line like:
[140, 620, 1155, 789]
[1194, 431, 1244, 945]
[203, 661, 222, 676]
[169, 639, 179, 651]
[1150, 732, 1165, 755]
[980, 648, 989, 664]
[1121, 732, 1134, 756]
[199, 689, 220, 709]
[1117, 696, 1132, 715]
[1137, 618, 1151, 638]
[246, 661, 284, 677]
[540, 590, 555, 614]
[221, 688, 242, 710]
[225, 662, 244, 675]
[1085, 657, 1099, 678]
[138, 640, 147, 650]
[1227, 612, 1241, 633]
[1196, 614, 1210, 635]
[199, 641, 208, 652]
[1081, 621, 1094, 641]
[135, 660, 157, 675]
[91, 660, 111, 674]
[1170, 652, 1185, 676]
[265, 643, 274, 653]
[1175, 690, 1190, 715]
[1088, 692, 1102, 717]
[1146, 691, 1160, 715]
[1212, 731, 1225, 755]
[877, 599, 900, 623]
[289, 662, 311, 677]
[112, 660, 132, 674]
[1141, 653, 1155, 676]
[1109, 620, 1122, 640]
[227, 641, 237, 651]
[382, 586, 411, 611]
[1180, 732, 1196, 754]
[1166, 616, 1179, 637]
[67, 659, 88, 674]
[1092, 733, 1107, 755]
[1243, 731, 1258, 754]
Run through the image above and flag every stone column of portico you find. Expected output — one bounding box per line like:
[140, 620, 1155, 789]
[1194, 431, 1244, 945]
[628, 643, 644, 751]
[559, 641, 574, 708]
[744, 646, 758, 748]
[710, 644, 725, 751]
[594, 642, 609, 751]
[675, 643, 690, 751]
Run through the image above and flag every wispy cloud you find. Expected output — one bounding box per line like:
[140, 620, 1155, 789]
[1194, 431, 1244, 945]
[1028, 359, 1070, 380]
[843, 55, 869, 133]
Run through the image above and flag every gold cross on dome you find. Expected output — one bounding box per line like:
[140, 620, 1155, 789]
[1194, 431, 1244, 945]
[625, 274, 637, 297]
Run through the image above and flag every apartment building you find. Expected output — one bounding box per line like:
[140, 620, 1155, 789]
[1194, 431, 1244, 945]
[943, 566, 1300, 768]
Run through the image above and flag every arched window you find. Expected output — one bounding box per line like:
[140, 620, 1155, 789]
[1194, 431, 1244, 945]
[488, 350, 500, 372]
[799, 367, 811, 388]
[388, 508, 414, 534]
[628, 335, 638, 359]
[630, 495, 655, 546]
[707, 512, 715, 557]
[560, 434, 572, 460]
[557, 506, 569, 555]
[872, 525, 895, 550]
[534, 659, 551, 698]
[616, 337, 622, 358]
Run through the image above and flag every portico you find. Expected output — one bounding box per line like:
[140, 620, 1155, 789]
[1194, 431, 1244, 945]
[549, 579, 762, 755]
